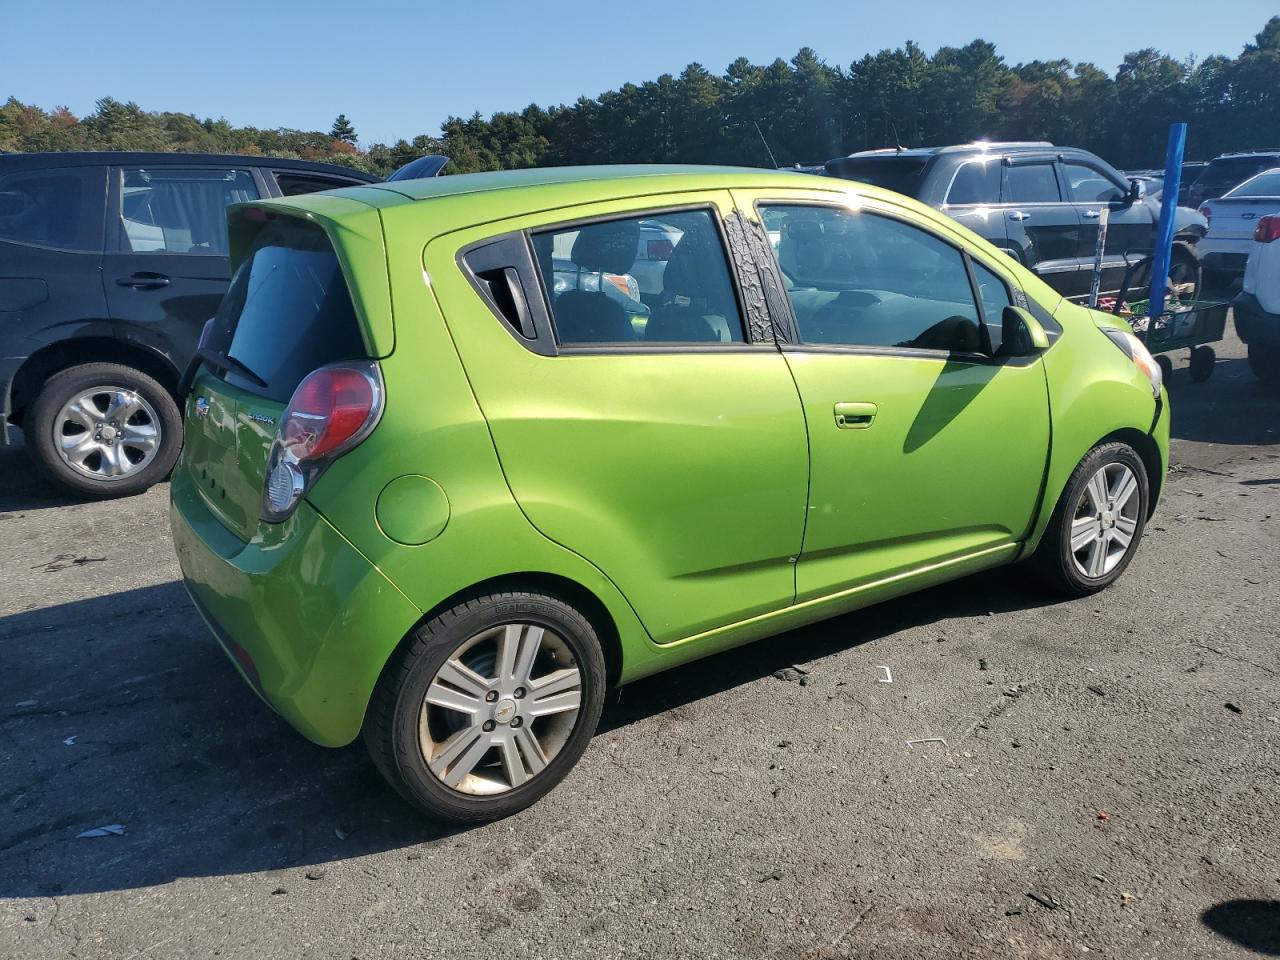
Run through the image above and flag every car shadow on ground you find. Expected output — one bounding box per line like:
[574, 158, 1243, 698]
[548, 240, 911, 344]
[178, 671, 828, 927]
[1168, 357, 1280, 447]
[0, 437, 87, 513]
[1201, 900, 1280, 955]
[0, 568, 1062, 899]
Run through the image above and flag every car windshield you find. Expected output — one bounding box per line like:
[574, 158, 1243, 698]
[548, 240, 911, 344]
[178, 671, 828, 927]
[824, 157, 929, 197]
[1225, 170, 1280, 198]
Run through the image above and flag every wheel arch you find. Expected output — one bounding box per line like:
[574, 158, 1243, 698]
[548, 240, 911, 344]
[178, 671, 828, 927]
[9, 337, 182, 426]
[377, 572, 626, 694]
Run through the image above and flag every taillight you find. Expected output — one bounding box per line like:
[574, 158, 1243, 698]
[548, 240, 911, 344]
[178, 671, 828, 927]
[1199, 204, 1212, 227]
[261, 362, 383, 522]
[1254, 215, 1280, 243]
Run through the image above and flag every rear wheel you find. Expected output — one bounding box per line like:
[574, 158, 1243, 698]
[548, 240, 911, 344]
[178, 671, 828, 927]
[26, 362, 182, 499]
[1248, 343, 1280, 383]
[364, 590, 606, 822]
[1031, 442, 1149, 596]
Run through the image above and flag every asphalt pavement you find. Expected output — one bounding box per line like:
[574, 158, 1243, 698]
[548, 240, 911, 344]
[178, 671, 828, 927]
[1, 325, 1277, 959]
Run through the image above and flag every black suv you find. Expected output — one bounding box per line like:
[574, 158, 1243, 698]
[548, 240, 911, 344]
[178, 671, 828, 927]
[825, 142, 1207, 300]
[1187, 150, 1280, 209]
[0, 152, 377, 497]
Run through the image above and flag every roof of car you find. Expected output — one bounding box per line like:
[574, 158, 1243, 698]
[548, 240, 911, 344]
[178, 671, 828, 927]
[0, 150, 379, 180]
[364, 163, 790, 202]
[1211, 150, 1280, 160]
[837, 142, 1057, 160]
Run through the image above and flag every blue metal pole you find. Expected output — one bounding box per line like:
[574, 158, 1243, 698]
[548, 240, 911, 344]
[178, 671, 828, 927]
[1148, 122, 1187, 319]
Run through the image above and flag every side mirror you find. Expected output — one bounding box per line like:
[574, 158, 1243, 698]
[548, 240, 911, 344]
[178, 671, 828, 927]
[1127, 178, 1147, 203]
[999, 305, 1050, 357]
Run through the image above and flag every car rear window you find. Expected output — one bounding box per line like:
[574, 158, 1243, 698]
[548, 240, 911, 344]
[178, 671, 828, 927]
[1225, 170, 1280, 198]
[824, 157, 929, 197]
[207, 217, 367, 402]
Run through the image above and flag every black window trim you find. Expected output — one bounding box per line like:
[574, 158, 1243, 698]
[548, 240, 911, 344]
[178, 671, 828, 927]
[748, 197, 1052, 365]
[458, 201, 778, 357]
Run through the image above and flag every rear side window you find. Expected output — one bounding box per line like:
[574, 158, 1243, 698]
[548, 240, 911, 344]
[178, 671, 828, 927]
[208, 217, 366, 402]
[761, 204, 984, 353]
[530, 208, 745, 345]
[946, 161, 1001, 205]
[120, 167, 258, 255]
[0, 166, 105, 251]
[275, 173, 362, 196]
[1006, 164, 1061, 203]
[825, 158, 929, 197]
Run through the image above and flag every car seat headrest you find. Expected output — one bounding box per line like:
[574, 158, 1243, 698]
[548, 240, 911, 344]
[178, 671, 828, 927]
[570, 220, 640, 275]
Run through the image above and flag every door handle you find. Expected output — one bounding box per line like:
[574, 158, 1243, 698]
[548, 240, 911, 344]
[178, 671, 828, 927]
[834, 401, 877, 429]
[1008, 210, 1031, 222]
[1083, 210, 1102, 219]
[116, 272, 171, 289]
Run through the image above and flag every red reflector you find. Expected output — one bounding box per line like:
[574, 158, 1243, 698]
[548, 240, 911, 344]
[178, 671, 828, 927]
[282, 366, 376, 461]
[1255, 215, 1280, 243]
[647, 238, 674, 260]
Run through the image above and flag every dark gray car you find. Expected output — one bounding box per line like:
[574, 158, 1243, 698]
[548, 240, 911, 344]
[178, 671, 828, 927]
[825, 142, 1207, 300]
[0, 151, 378, 498]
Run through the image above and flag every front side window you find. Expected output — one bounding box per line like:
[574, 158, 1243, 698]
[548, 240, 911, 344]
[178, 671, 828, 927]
[760, 204, 984, 353]
[947, 160, 1001, 205]
[119, 167, 258, 255]
[1061, 163, 1125, 203]
[0, 167, 102, 251]
[1006, 163, 1061, 203]
[531, 208, 744, 345]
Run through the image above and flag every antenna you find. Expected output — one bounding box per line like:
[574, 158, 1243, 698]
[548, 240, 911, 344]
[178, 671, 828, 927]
[891, 121, 906, 153]
[753, 121, 780, 168]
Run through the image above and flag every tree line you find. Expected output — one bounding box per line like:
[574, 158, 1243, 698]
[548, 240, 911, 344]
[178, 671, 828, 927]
[3, 17, 1277, 177]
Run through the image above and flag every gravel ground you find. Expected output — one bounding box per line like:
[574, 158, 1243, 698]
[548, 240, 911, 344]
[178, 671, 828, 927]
[1, 325, 1277, 960]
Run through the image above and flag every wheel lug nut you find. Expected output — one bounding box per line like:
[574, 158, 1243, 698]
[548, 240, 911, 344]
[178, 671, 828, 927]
[482, 720, 496, 732]
[484, 690, 498, 702]
[513, 687, 526, 699]
[510, 716, 523, 728]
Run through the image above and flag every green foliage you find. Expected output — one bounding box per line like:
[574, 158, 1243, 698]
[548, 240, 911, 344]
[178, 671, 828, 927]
[4, 17, 1278, 176]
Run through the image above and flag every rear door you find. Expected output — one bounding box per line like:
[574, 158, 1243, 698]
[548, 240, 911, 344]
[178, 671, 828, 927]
[1001, 157, 1085, 296]
[102, 163, 265, 373]
[0, 164, 108, 387]
[426, 191, 809, 644]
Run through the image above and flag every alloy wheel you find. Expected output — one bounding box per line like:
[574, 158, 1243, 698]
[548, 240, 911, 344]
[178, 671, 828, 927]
[54, 386, 161, 481]
[419, 623, 583, 796]
[1070, 463, 1141, 579]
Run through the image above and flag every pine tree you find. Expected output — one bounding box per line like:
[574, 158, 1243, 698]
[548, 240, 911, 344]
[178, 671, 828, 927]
[330, 114, 357, 144]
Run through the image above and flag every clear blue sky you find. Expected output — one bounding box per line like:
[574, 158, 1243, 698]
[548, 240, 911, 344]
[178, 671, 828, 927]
[4, 0, 1275, 145]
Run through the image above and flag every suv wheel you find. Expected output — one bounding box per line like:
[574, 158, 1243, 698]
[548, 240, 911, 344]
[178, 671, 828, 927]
[26, 362, 182, 499]
[364, 590, 607, 822]
[1031, 442, 1149, 596]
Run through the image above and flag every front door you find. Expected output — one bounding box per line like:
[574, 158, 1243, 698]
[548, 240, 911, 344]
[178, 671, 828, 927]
[1059, 160, 1153, 294]
[734, 190, 1051, 601]
[427, 192, 809, 644]
[1001, 157, 1086, 297]
[102, 164, 264, 372]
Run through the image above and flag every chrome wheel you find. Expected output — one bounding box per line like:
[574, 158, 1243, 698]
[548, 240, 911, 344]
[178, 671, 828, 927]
[54, 386, 160, 481]
[419, 623, 583, 796]
[1070, 463, 1141, 579]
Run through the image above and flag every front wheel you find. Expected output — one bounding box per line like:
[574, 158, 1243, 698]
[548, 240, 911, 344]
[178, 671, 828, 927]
[26, 362, 182, 499]
[363, 591, 607, 822]
[1031, 442, 1150, 596]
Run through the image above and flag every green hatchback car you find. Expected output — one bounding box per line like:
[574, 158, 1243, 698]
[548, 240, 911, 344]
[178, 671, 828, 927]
[171, 165, 1168, 821]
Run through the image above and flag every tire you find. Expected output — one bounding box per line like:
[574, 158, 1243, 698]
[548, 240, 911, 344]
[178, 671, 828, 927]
[363, 590, 607, 823]
[1030, 442, 1150, 597]
[1248, 343, 1280, 383]
[1169, 246, 1202, 302]
[1189, 345, 1215, 383]
[26, 362, 182, 499]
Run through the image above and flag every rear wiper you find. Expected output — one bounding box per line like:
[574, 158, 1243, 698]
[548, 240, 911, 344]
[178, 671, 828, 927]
[197, 346, 268, 389]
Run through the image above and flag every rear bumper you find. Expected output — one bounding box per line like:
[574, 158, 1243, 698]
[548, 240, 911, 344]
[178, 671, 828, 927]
[1233, 291, 1280, 347]
[170, 465, 421, 747]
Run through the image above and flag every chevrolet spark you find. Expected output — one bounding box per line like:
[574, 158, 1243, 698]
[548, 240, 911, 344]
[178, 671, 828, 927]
[172, 166, 1168, 822]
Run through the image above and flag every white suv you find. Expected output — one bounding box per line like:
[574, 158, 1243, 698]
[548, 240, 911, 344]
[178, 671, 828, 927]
[1234, 211, 1280, 382]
